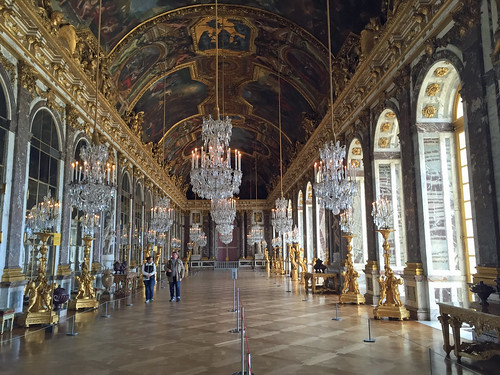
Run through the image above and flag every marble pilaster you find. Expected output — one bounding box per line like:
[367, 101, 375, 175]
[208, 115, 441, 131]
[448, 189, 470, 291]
[460, 24, 500, 274]
[361, 119, 379, 304]
[395, 68, 430, 319]
[57, 124, 76, 277]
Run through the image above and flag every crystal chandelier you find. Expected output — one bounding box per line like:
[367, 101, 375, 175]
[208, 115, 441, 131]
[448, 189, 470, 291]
[190, 0, 242, 201]
[25, 191, 60, 234]
[272, 47, 293, 236]
[211, 197, 236, 235]
[68, 144, 116, 215]
[170, 237, 181, 249]
[313, 0, 357, 216]
[80, 213, 100, 237]
[150, 197, 173, 234]
[271, 236, 282, 248]
[340, 207, 354, 234]
[247, 224, 264, 246]
[314, 141, 358, 215]
[189, 224, 204, 244]
[372, 197, 392, 230]
[197, 233, 207, 248]
[272, 197, 292, 234]
[284, 225, 298, 244]
[68, 9, 116, 217]
[219, 231, 233, 245]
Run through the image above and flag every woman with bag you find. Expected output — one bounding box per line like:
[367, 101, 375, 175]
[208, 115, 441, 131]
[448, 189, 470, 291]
[166, 251, 185, 302]
[142, 256, 156, 303]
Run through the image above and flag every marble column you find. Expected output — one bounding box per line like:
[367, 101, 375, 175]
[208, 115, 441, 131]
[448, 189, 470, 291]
[460, 23, 500, 285]
[362, 114, 380, 305]
[395, 68, 430, 320]
[57, 123, 76, 278]
[0, 76, 31, 312]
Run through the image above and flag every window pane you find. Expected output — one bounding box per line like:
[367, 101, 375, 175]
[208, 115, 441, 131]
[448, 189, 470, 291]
[469, 256, 476, 273]
[458, 132, 465, 148]
[462, 184, 470, 201]
[29, 147, 40, 179]
[466, 219, 474, 237]
[460, 149, 467, 166]
[50, 126, 59, 150]
[27, 179, 38, 210]
[467, 238, 475, 255]
[464, 201, 472, 219]
[49, 157, 58, 186]
[461, 166, 469, 184]
[41, 118, 51, 146]
[39, 152, 50, 183]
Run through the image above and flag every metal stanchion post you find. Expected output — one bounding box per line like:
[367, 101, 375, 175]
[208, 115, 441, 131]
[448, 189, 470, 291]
[332, 303, 342, 321]
[66, 314, 78, 336]
[229, 278, 236, 312]
[429, 348, 433, 375]
[241, 306, 245, 375]
[230, 288, 241, 333]
[101, 301, 110, 318]
[363, 318, 376, 343]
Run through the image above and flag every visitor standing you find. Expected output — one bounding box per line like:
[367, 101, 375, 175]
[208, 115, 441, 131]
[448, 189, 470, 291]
[167, 251, 185, 302]
[142, 256, 156, 303]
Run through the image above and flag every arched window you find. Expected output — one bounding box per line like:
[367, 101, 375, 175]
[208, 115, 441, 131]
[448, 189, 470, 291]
[120, 173, 131, 262]
[69, 139, 88, 272]
[315, 172, 327, 262]
[373, 110, 406, 270]
[27, 109, 60, 211]
[297, 190, 304, 250]
[0, 80, 9, 229]
[453, 90, 475, 285]
[305, 182, 313, 269]
[27, 109, 61, 276]
[416, 60, 467, 318]
[133, 183, 144, 265]
[347, 138, 368, 266]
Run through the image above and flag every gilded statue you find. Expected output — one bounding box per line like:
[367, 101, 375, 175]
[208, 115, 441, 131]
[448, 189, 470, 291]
[75, 261, 96, 300]
[264, 248, 270, 272]
[154, 246, 162, 266]
[184, 250, 191, 277]
[290, 246, 297, 272]
[126, 111, 144, 137]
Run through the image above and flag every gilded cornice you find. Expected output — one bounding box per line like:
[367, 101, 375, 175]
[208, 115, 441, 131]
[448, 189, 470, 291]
[0, 0, 187, 207]
[268, 0, 463, 205]
[187, 199, 268, 213]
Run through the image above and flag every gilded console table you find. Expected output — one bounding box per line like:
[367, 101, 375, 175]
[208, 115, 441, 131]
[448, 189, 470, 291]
[304, 272, 338, 294]
[438, 303, 500, 361]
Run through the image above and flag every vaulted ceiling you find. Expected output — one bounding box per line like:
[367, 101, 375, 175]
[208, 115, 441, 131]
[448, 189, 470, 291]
[53, 0, 382, 199]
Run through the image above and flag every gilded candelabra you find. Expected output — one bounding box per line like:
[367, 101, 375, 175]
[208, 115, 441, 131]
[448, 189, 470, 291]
[298, 248, 307, 284]
[290, 245, 299, 281]
[69, 236, 98, 310]
[264, 248, 270, 273]
[339, 234, 365, 304]
[373, 229, 409, 320]
[19, 232, 59, 327]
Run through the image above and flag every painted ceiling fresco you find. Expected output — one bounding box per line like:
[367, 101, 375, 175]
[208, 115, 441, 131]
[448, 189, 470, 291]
[53, 1, 383, 199]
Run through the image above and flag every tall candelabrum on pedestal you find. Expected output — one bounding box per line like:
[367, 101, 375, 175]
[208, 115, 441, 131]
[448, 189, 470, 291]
[20, 193, 60, 327]
[69, 214, 100, 310]
[339, 208, 365, 305]
[371, 198, 409, 320]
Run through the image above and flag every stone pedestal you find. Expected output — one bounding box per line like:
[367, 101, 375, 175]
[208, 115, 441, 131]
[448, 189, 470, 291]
[473, 266, 500, 287]
[18, 310, 59, 327]
[363, 260, 380, 305]
[254, 253, 264, 260]
[402, 262, 429, 320]
[191, 255, 201, 261]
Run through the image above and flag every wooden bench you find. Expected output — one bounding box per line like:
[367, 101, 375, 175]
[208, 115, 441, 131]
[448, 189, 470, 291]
[0, 308, 14, 334]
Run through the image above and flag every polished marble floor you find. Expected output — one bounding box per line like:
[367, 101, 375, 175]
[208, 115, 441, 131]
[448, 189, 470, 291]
[0, 270, 499, 374]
